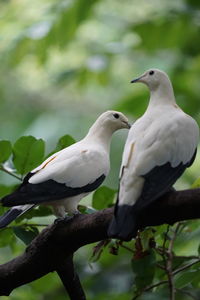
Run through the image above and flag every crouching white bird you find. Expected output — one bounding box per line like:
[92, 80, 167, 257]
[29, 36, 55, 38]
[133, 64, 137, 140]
[0, 111, 130, 228]
[108, 69, 199, 241]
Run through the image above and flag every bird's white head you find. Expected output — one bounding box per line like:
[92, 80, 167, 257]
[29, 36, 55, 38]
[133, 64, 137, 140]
[98, 110, 131, 130]
[130, 68, 176, 104]
[86, 110, 131, 142]
[130, 69, 171, 91]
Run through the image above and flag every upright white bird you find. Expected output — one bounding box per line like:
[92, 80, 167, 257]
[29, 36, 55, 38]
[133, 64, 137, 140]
[0, 111, 130, 228]
[108, 69, 199, 241]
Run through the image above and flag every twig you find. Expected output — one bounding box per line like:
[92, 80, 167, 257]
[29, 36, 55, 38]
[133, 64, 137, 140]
[21, 223, 47, 227]
[118, 241, 134, 253]
[0, 166, 22, 181]
[161, 224, 170, 265]
[156, 263, 166, 270]
[9, 224, 47, 228]
[173, 259, 200, 275]
[132, 280, 168, 299]
[175, 288, 199, 300]
[144, 280, 168, 292]
[163, 225, 170, 250]
[166, 222, 181, 300]
[174, 255, 199, 260]
[90, 240, 110, 262]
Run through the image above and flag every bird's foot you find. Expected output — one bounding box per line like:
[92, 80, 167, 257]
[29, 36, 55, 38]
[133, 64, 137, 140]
[54, 215, 74, 225]
[72, 210, 81, 216]
[54, 211, 80, 225]
[66, 209, 81, 217]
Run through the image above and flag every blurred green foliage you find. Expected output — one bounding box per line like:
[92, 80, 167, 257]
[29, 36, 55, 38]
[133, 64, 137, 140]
[0, 0, 200, 299]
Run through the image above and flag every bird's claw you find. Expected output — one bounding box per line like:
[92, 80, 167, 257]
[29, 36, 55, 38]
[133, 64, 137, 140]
[73, 210, 81, 216]
[54, 211, 80, 225]
[54, 215, 73, 225]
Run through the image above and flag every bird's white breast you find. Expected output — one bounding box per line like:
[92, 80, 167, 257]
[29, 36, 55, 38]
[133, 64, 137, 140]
[121, 105, 199, 176]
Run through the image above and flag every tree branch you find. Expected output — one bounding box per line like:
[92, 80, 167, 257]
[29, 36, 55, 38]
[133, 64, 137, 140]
[0, 165, 22, 181]
[0, 188, 200, 296]
[56, 255, 86, 300]
[165, 223, 180, 300]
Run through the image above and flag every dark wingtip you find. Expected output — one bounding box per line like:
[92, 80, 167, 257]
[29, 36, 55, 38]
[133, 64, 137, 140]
[0, 208, 23, 229]
[107, 204, 138, 241]
[107, 217, 134, 241]
[108, 226, 135, 241]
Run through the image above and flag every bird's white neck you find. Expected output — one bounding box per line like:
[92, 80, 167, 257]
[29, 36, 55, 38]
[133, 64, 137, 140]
[148, 79, 176, 109]
[85, 122, 114, 151]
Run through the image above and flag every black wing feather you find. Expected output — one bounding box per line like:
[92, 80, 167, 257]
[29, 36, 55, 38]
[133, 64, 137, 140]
[0, 205, 35, 228]
[136, 148, 197, 211]
[108, 149, 197, 240]
[2, 173, 106, 207]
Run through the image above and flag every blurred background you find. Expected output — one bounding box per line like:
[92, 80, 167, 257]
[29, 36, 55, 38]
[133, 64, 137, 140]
[1, 0, 200, 299]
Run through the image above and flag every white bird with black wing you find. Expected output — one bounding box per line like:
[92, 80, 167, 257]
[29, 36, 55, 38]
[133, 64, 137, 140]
[108, 69, 199, 241]
[0, 111, 130, 228]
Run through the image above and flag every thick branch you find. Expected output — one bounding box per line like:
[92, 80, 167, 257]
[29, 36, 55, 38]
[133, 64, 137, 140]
[56, 255, 86, 300]
[0, 188, 200, 296]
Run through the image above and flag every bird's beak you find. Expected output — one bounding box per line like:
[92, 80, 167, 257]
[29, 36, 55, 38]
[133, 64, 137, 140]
[124, 121, 131, 129]
[130, 75, 144, 83]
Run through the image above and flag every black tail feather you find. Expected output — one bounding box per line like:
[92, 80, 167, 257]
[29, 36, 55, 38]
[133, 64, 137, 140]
[108, 204, 138, 241]
[0, 205, 35, 229]
[0, 208, 23, 228]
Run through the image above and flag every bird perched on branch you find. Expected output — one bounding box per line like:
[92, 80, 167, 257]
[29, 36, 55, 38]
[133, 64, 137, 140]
[0, 111, 130, 228]
[108, 69, 199, 241]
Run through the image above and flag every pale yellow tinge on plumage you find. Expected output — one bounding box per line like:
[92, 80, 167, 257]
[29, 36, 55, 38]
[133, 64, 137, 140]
[28, 110, 130, 216]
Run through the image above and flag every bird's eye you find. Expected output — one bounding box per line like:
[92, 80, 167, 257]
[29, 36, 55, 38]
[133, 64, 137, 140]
[113, 113, 119, 119]
[149, 70, 154, 75]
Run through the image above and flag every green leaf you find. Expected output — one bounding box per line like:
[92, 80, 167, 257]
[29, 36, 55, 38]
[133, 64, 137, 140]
[92, 186, 116, 210]
[0, 228, 14, 247]
[131, 250, 156, 290]
[13, 136, 45, 175]
[13, 226, 39, 245]
[0, 184, 17, 198]
[47, 134, 76, 157]
[115, 92, 148, 118]
[190, 269, 200, 288]
[78, 205, 97, 214]
[55, 134, 75, 151]
[139, 290, 169, 300]
[0, 140, 12, 163]
[8, 36, 31, 66]
[55, 69, 79, 84]
[0, 185, 19, 215]
[46, 0, 100, 50]
[133, 16, 197, 53]
[140, 228, 155, 251]
[191, 177, 200, 188]
[186, 0, 200, 8]
[172, 256, 189, 271]
[175, 270, 198, 289]
[16, 206, 52, 222]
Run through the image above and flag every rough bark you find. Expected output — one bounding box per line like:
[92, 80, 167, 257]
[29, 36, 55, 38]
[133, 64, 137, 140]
[56, 255, 86, 300]
[0, 188, 200, 296]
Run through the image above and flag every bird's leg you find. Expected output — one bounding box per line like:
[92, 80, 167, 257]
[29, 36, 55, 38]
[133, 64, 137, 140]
[54, 210, 81, 225]
[72, 210, 81, 216]
[54, 215, 74, 225]
[53, 205, 74, 224]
